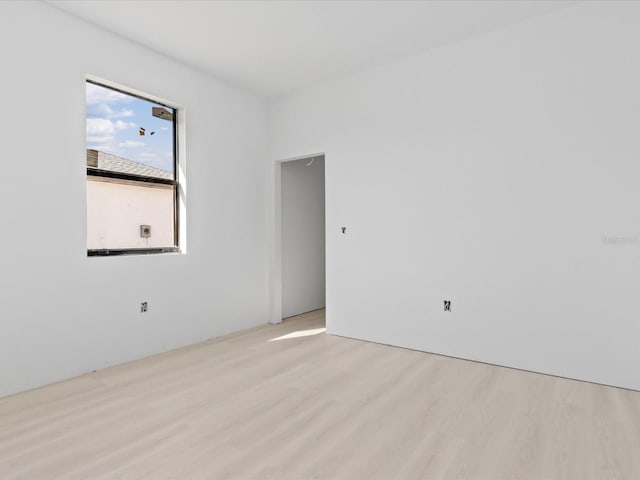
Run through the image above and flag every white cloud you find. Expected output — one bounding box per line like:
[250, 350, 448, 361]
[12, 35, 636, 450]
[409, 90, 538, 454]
[87, 144, 116, 152]
[89, 103, 134, 120]
[113, 109, 134, 118]
[86, 82, 132, 106]
[114, 120, 136, 130]
[136, 151, 157, 158]
[119, 140, 145, 148]
[91, 103, 114, 118]
[87, 135, 115, 144]
[86, 118, 115, 136]
[87, 119, 135, 142]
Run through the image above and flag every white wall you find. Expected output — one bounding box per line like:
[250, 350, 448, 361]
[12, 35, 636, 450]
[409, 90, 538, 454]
[281, 157, 325, 318]
[270, 2, 640, 390]
[0, 1, 268, 397]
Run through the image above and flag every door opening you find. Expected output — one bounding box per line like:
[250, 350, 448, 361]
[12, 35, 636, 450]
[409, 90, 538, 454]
[279, 155, 325, 321]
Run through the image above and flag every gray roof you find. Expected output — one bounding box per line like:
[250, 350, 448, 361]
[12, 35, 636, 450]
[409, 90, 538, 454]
[86, 149, 172, 180]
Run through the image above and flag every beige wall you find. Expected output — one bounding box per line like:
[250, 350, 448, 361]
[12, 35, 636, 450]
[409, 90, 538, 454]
[87, 177, 175, 249]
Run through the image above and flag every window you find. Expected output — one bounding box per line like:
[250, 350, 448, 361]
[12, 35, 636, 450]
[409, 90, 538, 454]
[86, 80, 180, 256]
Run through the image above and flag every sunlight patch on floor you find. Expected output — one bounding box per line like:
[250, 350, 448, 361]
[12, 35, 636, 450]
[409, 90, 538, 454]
[269, 327, 326, 342]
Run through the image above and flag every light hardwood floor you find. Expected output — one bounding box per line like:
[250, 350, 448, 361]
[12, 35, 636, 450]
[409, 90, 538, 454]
[1, 309, 639, 480]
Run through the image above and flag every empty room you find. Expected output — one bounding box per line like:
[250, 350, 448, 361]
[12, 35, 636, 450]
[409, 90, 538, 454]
[1, 1, 639, 479]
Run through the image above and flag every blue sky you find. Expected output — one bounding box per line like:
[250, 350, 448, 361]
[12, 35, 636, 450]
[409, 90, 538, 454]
[86, 82, 174, 172]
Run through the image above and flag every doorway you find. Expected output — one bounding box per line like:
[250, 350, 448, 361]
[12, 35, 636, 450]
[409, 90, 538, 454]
[279, 155, 325, 320]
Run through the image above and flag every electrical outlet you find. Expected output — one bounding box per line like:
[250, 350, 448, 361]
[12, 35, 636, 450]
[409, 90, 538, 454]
[141, 301, 148, 313]
[443, 300, 451, 312]
[140, 225, 151, 238]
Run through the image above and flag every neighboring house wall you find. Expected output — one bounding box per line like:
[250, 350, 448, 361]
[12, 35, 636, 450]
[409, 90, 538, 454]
[86, 178, 175, 249]
[270, 3, 640, 390]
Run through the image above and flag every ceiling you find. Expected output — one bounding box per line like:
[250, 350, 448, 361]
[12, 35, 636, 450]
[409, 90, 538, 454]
[49, 0, 574, 99]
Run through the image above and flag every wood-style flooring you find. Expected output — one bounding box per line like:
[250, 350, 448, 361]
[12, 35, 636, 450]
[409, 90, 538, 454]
[1, 309, 639, 479]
